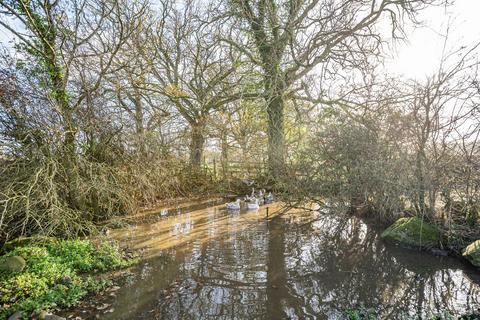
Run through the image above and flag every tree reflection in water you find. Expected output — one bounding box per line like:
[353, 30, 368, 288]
[281, 215, 480, 319]
[104, 204, 480, 320]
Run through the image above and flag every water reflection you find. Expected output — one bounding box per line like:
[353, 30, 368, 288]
[283, 215, 480, 319]
[104, 202, 480, 319]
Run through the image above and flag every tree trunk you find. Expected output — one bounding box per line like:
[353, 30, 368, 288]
[189, 121, 206, 170]
[415, 149, 426, 215]
[54, 73, 78, 208]
[265, 81, 285, 179]
[63, 113, 76, 161]
[220, 130, 228, 177]
[61, 106, 79, 209]
[133, 88, 145, 156]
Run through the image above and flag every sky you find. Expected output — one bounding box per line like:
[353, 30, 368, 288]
[384, 0, 480, 79]
[0, 0, 479, 80]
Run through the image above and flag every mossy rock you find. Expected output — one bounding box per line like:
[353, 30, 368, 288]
[7, 311, 23, 320]
[381, 217, 440, 249]
[462, 240, 480, 267]
[0, 256, 26, 273]
[1, 236, 56, 253]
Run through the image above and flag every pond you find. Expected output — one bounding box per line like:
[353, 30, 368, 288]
[99, 200, 480, 319]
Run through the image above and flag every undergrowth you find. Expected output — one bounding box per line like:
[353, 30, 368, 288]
[0, 152, 223, 244]
[0, 239, 137, 319]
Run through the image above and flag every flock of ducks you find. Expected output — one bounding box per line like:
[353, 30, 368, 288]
[226, 188, 274, 211]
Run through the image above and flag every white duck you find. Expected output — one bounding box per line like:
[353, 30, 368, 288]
[246, 198, 260, 210]
[264, 192, 274, 204]
[244, 187, 256, 203]
[259, 189, 267, 204]
[254, 189, 264, 205]
[226, 199, 241, 211]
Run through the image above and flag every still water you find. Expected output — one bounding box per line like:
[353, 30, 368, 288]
[101, 200, 480, 319]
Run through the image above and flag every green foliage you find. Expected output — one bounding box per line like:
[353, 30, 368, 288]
[341, 306, 378, 320]
[429, 312, 456, 320]
[0, 239, 136, 319]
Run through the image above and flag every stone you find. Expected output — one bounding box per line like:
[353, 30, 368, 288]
[55, 276, 72, 285]
[462, 240, 480, 267]
[38, 310, 48, 319]
[381, 216, 440, 249]
[8, 311, 22, 320]
[0, 256, 26, 273]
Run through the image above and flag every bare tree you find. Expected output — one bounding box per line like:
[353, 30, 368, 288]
[224, 0, 443, 178]
[139, 0, 256, 169]
[0, 0, 147, 203]
[401, 42, 480, 217]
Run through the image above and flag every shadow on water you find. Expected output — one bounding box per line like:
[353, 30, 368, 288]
[100, 201, 480, 319]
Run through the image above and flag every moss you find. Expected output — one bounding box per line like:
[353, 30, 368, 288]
[0, 239, 137, 320]
[381, 217, 440, 249]
[462, 240, 480, 267]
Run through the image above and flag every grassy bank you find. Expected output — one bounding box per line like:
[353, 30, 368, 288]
[0, 238, 137, 319]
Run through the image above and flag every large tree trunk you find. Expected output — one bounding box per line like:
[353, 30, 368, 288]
[54, 71, 79, 208]
[42, 15, 76, 163]
[265, 72, 286, 179]
[189, 121, 206, 170]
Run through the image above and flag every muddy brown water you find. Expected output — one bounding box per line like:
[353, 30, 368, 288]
[97, 200, 480, 319]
